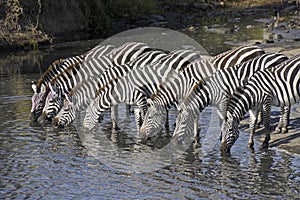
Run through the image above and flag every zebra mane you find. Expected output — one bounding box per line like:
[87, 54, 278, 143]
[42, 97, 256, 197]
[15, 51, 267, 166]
[49, 58, 84, 84]
[210, 46, 249, 60]
[36, 59, 62, 91]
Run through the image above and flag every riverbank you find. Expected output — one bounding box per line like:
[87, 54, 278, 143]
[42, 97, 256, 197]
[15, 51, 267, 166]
[1, 0, 299, 51]
[240, 105, 300, 156]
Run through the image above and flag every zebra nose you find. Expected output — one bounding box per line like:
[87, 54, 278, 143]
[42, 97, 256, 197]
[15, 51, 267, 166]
[139, 126, 146, 137]
[53, 117, 59, 126]
[220, 142, 230, 153]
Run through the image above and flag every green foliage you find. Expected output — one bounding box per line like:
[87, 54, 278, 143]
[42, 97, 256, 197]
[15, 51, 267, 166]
[2, 0, 23, 32]
[0, 0, 51, 49]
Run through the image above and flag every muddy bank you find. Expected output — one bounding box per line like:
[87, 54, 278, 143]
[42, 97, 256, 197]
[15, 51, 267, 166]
[1, 0, 299, 51]
[239, 105, 300, 156]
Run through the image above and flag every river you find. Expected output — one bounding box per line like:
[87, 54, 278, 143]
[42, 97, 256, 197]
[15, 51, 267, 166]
[1, 17, 300, 199]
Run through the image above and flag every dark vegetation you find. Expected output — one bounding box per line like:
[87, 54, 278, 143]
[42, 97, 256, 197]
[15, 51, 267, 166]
[0, 0, 298, 50]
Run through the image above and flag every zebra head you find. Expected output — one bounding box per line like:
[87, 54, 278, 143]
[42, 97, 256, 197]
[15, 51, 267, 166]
[173, 103, 195, 140]
[42, 83, 64, 121]
[140, 99, 168, 138]
[30, 83, 47, 121]
[220, 112, 239, 153]
[53, 94, 76, 128]
[83, 99, 102, 130]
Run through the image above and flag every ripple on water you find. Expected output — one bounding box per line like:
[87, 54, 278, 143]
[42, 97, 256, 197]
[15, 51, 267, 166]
[1, 74, 300, 199]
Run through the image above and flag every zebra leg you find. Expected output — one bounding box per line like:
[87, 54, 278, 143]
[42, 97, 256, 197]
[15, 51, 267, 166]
[280, 105, 290, 134]
[274, 105, 290, 134]
[193, 117, 200, 147]
[248, 109, 259, 150]
[216, 109, 224, 141]
[256, 110, 263, 128]
[110, 105, 119, 130]
[134, 108, 142, 132]
[262, 99, 272, 149]
[126, 104, 131, 117]
[136, 100, 148, 132]
[165, 109, 170, 134]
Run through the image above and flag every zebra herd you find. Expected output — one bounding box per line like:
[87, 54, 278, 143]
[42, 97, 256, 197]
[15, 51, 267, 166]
[30, 41, 300, 153]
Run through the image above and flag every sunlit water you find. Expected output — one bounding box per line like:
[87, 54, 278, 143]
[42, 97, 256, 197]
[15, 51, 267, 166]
[1, 18, 300, 199]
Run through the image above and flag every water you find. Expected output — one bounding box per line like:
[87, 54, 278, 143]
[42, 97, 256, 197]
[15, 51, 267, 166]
[1, 22, 300, 199]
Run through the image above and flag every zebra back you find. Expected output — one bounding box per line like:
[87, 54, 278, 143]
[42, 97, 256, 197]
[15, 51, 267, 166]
[148, 46, 265, 108]
[210, 45, 265, 69]
[95, 50, 167, 96]
[184, 53, 288, 113]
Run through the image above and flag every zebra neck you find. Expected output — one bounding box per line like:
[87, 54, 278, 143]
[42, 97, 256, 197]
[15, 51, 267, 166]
[228, 85, 265, 123]
[185, 83, 210, 115]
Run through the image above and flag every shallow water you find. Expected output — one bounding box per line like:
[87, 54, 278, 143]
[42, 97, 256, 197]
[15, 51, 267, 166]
[1, 20, 300, 199]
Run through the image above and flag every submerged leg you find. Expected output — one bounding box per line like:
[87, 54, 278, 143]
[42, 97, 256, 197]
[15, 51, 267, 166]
[262, 99, 272, 149]
[248, 109, 259, 150]
[216, 109, 224, 141]
[110, 105, 119, 130]
[256, 110, 263, 128]
[164, 109, 170, 132]
[193, 117, 200, 147]
[134, 108, 142, 131]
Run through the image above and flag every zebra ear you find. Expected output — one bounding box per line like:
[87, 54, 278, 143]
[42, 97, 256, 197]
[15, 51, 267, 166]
[31, 83, 37, 93]
[146, 98, 153, 107]
[41, 84, 46, 93]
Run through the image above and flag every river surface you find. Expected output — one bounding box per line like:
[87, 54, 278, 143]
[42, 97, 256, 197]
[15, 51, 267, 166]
[1, 17, 300, 199]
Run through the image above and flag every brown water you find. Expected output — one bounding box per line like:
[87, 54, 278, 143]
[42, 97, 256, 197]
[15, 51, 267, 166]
[1, 17, 300, 199]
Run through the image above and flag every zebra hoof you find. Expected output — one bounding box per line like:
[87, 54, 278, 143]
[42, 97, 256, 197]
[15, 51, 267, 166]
[247, 143, 255, 153]
[262, 142, 269, 149]
[273, 128, 281, 134]
[193, 141, 201, 148]
[281, 127, 288, 134]
[248, 141, 254, 148]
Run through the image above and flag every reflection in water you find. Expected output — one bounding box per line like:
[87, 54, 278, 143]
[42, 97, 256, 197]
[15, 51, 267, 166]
[0, 70, 300, 199]
[1, 19, 300, 198]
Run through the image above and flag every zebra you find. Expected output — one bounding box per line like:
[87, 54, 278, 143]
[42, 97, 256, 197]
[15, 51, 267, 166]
[172, 53, 289, 145]
[140, 45, 265, 138]
[30, 44, 115, 121]
[41, 42, 152, 120]
[53, 50, 168, 128]
[83, 49, 202, 130]
[220, 54, 300, 153]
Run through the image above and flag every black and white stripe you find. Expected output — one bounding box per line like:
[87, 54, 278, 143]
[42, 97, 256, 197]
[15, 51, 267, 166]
[140, 45, 265, 138]
[173, 53, 288, 144]
[220, 54, 300, 153]
[53, 50, 167, 127]
[30, 44, 115, 121]
[42, 42, 152, 120]
[83, 49, 202, 130]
